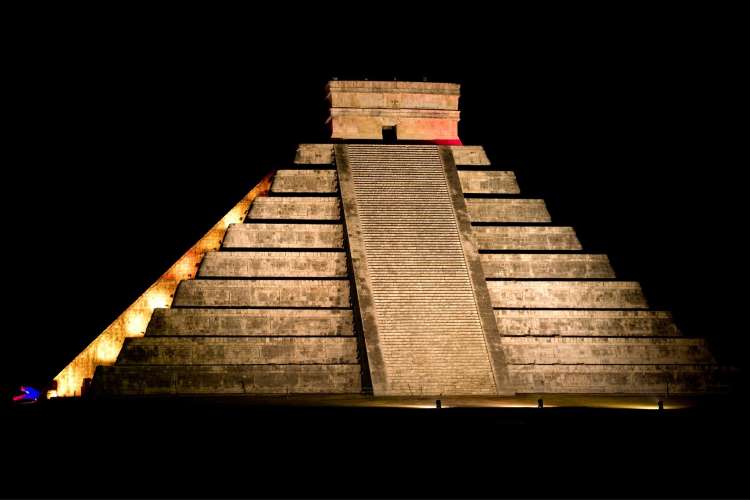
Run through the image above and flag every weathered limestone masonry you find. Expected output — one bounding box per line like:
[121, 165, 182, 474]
[91, 150, 363, 396]
[86, 80, 731, 399]
[335, 144, 506, 396]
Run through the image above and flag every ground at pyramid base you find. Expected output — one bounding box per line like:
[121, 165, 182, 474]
[50, 80, 734, 405]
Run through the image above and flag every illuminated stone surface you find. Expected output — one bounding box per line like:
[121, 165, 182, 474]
[146, 308, 353, 336]
[493, 310, 679, 337]
[223, 223, 343, 249]
[466, 198, 551, 223]
[328, 80, 459, 110]
[118, 337, 358, 365]
[507, 365, 729, 394]
[327, 81, 460, 141]
[93, 365, 361, 395]
[458, 170, 520, 194]
[271, 169, 338, 193]
[173, 279, 350, 308]
[480, 254, 614, 278]
[198, 251, 347, 278]
[83, 80, 730, 400]
[473, 226, 582, 251]
[294, 144, 334, 165]
[247, 196, 340, 220]
[449, 145, 491, 165]
[487, 281, 647, 309]
[500, 337, 714, 365]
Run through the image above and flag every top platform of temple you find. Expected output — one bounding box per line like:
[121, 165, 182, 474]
[327, 80, 460, 95]
[326, 80, 461, 140]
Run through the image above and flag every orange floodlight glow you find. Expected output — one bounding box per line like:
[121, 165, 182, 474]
[52, 173, 273, 397]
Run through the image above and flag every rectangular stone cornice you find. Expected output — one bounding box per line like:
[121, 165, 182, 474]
[326, 80, 460, 96]
[329, 108, 460, 119]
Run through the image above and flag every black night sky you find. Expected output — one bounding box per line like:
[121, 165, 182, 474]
[3, 10, 748, 499]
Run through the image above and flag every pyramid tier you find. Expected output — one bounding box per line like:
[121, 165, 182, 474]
[500, 337, 714, 365]
[458, 170, 520, 194]
[270, 169, 338, 193]
[223, 223, 344, 249]
[466, 199, 551, 223]
[146, 308, 353, 336]
[117, 337, 358, 365]
[507, 364, 731, 394]
[448, 145, 491, 165]
[173, 279, 350, 308]
[198, 251, 347, 278]
[247, 197, 340, 220]
[473, 226, 582, 251]
[493, 310, 679, 336]
[91, 364, 362, 395]
[294, 144, 334, 165]
[481, 254, 614, 279]
[488, 281, 647, 309]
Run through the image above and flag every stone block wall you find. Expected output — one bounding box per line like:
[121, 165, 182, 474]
[248, 197, 340, 220]
[480, 254, 614, 278]
[198, 251, 348, 278]
[458, 171, 520, 194]
[271, 170, 338, 193]
[473, 226, 582, 251]
[223, 223, 344, 249]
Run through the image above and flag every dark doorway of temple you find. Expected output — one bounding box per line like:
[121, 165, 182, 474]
[382, 126, 397, 143]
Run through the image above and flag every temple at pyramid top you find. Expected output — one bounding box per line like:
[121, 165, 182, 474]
[326, 80, 461, 143]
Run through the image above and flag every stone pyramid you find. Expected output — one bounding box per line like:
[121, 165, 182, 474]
[54, 80, 729, 400]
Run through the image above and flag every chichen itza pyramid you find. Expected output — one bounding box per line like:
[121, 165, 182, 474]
[51, 80, 731, 404]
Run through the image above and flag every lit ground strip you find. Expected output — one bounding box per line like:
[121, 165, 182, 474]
[140, 394, 700, 410]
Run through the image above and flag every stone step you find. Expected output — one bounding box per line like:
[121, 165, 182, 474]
[473, 226, 582, 251]
[481, 254, 614, 279]
[506, 364, 730, 394]
[146, 308, 354, 336]
[448, 145, 490, 165]
[466, 199, 551, 223]
[271, 170, 338, 193]
[500, 337, 714, 365]
[494, 310, 679, 336]
[294, 144, 335, 165]
[458, 171, 520, 194]
[247, 197, 340, 221]
[173, 279, 350, 308]
[117, 337, 359, 365]
[198, 251, 348, 278]
[487, 281, 647, 309]
[91, 364, 362, 395]
[223, 223, 344, 249]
